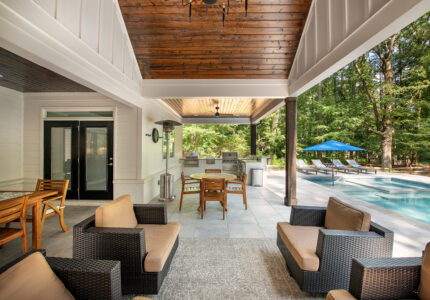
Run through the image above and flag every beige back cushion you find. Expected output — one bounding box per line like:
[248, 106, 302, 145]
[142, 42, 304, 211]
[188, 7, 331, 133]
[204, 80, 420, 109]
[325, 197, 371, 231]
[419, 242, 430, 300]
[95, 194, 138, 228]
[0, 252, 74, 300]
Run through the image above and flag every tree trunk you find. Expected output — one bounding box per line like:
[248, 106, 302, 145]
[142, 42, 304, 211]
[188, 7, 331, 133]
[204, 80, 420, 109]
[381, 128, 393, 169]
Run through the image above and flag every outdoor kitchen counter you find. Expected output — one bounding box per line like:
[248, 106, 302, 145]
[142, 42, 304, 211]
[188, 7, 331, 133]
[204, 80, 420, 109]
[181, 157, 267, 185]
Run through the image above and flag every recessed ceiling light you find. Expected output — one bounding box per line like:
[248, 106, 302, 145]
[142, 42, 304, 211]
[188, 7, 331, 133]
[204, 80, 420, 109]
[0, 74, 3, 78]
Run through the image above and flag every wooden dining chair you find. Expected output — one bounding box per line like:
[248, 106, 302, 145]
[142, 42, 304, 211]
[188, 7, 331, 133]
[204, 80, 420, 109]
[205, 169, 221, 173]
[0, 195, 28, 253]
[36, 179, 69, 232]
[226, 173, 248, 210]
[201, 178, 227, 220]
[179, 172, 200, 211]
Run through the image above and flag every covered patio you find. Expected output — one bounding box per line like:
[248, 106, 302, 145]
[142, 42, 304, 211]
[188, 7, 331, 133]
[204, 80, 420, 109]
[1, 0, 430, 299]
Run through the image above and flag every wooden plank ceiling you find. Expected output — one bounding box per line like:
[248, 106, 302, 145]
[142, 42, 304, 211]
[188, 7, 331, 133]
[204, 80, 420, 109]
[0, 48, 92, 93]
[163, 97, 274, 117]
[119, 0, 311, 79]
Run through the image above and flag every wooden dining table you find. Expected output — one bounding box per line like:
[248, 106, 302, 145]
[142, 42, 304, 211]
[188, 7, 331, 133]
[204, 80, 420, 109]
[189, 172, 237, 181]
[189, 173, 237, 211]
[0, 190, 59, 249]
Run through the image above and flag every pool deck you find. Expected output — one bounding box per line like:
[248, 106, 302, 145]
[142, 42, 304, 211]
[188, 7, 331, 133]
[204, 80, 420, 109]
[282, 170, 430, 257]
[158, 169, 430, 258]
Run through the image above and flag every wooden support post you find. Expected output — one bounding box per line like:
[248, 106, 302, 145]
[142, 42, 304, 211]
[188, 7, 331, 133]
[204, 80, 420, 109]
[285, 97, 297, 206]
[250, 124, 257, 156]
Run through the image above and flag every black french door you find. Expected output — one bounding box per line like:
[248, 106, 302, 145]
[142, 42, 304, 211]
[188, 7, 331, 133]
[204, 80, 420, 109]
[44, 121, 114, 199]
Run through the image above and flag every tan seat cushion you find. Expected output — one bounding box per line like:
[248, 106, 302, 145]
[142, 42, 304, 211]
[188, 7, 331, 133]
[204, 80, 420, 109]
[95, 194, 138, 228]
[419, 242, 430, 300]
[277, 222, 322, 271]
[132, 297, 152, 300]
[326, 290, 357, 300]
[325, 197, 371, 231]
[136, 222, 180, 272]
[0, 252, 74, 300]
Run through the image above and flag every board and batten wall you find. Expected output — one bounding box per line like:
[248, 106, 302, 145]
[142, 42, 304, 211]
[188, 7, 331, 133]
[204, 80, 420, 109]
[0, 86, 24, 186]
[30, 0, 141, 82]
[21, 92, 181, 203]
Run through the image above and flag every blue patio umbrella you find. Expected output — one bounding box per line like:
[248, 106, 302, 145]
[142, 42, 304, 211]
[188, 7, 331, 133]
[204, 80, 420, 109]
[302, 140, 366, 182]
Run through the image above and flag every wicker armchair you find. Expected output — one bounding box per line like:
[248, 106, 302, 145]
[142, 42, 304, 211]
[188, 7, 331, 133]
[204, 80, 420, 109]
[0, 250, 122, 300]
[73, 203, 179, 295]
[277, 203, 394, 293]
[327, 242, 430, 300]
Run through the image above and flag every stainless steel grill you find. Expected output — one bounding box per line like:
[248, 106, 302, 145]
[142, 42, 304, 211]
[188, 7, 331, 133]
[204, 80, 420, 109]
[222, 152, 239, 176]
[222, 152, 238, 163]
[184, 152, 199, 167]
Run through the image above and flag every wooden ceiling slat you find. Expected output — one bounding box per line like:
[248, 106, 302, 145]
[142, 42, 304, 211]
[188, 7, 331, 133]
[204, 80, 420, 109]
[124, 27, 305, 35]
[120, 0, 311, 6]
[0, 48, 92, 93]
[134, 48, 296, 55]
[119, 0, 311, 79]
[120, 5, 310, 14]
[130, 34, 301, 42]
[123, 13, 308, 22]
[134, 41, 298, 49]
[146, 64, 291, 70]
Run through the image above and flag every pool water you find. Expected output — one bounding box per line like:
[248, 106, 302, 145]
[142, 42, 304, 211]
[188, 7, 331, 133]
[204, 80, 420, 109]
[307, 177, 430, 224]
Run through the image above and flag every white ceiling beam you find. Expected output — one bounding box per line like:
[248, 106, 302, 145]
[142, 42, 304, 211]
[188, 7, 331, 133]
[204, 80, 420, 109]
[141, 79, 289, 99]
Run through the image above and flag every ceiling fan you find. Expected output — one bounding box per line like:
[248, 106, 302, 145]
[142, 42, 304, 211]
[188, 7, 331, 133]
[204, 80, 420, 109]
[213, 103, 235, 118]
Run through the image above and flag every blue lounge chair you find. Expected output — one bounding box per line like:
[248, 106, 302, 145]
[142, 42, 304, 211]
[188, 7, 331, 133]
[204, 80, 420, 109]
[311, 159, 332, 174]
[332, 159, 359, 174]
[346, 159, 377, 174]
[297, 159, 317, 174]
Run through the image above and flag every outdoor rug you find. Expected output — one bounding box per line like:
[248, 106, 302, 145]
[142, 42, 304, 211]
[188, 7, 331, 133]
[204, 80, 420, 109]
[129, 238, 324, 300]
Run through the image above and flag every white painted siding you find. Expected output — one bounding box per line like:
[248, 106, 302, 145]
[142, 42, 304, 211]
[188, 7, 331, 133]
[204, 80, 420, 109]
[56, 0, 81, 36]
[0, 87, 23, 184]
[81, 0, 100, 51]
[28, 0, 141, 84]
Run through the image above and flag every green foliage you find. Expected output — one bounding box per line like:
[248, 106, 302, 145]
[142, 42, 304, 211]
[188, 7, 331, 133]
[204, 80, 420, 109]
[183, 124, 250, 158]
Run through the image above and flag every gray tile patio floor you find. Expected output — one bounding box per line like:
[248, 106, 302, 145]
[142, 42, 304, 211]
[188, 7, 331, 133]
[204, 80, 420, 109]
[155, 170, 430, 257]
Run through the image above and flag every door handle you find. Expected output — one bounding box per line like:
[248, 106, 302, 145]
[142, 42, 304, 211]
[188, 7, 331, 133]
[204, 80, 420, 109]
[107, 163, 113, 166]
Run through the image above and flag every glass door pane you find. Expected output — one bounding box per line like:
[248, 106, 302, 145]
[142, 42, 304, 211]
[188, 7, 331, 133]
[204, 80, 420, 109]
[79, 121, 113, 200]
[44, 121, 79, 199]
[51, 128, 72, 189]
[85, 127, 107, 191]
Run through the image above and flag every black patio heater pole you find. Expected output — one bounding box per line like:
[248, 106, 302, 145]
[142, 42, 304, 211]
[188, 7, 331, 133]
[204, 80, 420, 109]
[332, 152, 334, 185]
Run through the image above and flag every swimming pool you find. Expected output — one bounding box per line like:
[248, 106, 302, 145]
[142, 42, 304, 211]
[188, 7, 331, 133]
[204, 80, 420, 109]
[307, 177, 430, 224]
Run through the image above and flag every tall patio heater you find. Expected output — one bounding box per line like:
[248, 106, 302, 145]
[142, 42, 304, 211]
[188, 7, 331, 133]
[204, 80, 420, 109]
[155, 120, 182, 202]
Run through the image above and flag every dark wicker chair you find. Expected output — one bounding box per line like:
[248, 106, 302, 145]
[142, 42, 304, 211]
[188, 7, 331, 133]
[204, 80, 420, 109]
[0, 250, 122, 300]
[277, 205, 394, 293]
[73, 204, 179, 295]
[327, 256, 423, 299]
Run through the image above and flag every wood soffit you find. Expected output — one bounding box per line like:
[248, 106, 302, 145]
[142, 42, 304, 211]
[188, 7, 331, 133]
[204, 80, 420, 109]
[163, 97, 279, 117]
[119, 0, 311, 79]
[0, 47, 93, 93]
